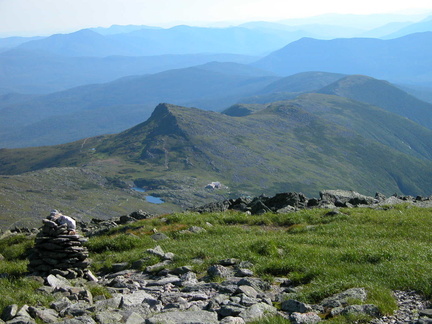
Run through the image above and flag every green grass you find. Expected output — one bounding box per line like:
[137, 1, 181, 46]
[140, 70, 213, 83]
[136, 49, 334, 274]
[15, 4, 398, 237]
[1, 205, 431, 320]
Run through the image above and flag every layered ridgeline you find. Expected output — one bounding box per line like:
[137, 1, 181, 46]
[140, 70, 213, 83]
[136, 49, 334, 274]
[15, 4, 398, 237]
[0, 62, 277, 148]
[3, 68, 432, 149]
[253, 31, 432, 85]
[2, 98, 432, 228]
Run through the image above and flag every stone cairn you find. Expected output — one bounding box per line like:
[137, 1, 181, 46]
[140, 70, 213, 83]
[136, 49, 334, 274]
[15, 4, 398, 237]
[28, 219, 91, 279]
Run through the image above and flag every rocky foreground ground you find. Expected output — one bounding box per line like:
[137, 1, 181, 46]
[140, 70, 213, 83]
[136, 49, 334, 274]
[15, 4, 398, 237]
[1, 245, 432, 324]
[1, 190, 432, 323]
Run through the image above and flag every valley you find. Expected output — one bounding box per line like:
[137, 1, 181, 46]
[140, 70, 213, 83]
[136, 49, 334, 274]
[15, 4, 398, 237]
[1, 13, 432, 232]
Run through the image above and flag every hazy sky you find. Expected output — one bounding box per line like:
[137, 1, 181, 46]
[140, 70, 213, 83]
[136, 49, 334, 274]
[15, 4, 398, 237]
[0, 0, 431, 36]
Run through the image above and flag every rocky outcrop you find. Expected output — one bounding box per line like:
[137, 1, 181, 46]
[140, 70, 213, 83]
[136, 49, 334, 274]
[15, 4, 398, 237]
[192, 190, 432, 215]
[78, 210, 154, 237]
[27, 219, 91, 279]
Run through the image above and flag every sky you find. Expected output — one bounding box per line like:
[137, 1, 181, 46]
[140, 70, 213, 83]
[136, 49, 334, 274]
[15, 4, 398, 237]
[0, 0, 431, 36]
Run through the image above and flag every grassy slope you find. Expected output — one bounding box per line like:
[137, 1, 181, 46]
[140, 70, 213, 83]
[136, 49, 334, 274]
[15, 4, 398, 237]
[114, 102, 432, 196]
[318, 75, 432, 130]
[2, 101, 432, 229]
[290, 93, 432, 161]
[2, 205, 432, 320]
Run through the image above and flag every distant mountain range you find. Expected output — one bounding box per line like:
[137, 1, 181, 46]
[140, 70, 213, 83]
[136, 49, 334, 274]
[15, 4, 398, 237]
[14, 26, 297, 57]
[254, 32, 432, 86]
[0, 49, 256, 94]
[1, 29, 432, 99]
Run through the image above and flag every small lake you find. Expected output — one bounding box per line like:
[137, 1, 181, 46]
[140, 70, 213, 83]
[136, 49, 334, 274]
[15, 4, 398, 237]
[131, 187, 164, 204]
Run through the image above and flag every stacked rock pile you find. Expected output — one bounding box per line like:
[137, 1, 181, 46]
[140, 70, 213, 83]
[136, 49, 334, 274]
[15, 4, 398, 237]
[27, 219, 91, 279]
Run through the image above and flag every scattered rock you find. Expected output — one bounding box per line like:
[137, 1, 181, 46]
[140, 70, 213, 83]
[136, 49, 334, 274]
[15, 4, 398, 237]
[1, 304, 18, 321]
[281, 299, 313, 313]
[289, 312, 322, 324]
[150, 232, 169, 241]
[146, 310, 219, 324]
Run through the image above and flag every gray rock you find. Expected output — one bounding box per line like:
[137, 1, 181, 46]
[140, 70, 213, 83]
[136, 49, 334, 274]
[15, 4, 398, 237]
[147, 245, 165, 258]
[321, 288, 367, 308]
[237, 278, 270, 292]
[57, 315, 97, 324]
[85, 270, 98, 282]
[207, 265, 233, 279]
[60, 302, 92, 317]
[123, 311, 145, 324]
[4, 316, 36, 324]
[218, 304, 246, 317]
[238, 261, 254, 269]
[420, 309, 432, 318]
[281, 299, 312, 313]
[93, 296, 123, 311]
[1, 304, 18, 321]
[147, 275, 181, 286]
[236, 268, 254, 277]
[289, 312, 322, 324]
[120, 291, 157, 308]
[341, 304, 381, 317]
[320, 190, 374, 206]
[219, 258, 240, 266]
[15, 305, 32, 319]
[150, 233, 169, 241]
[188, 226, 206, 234]
[94, 311, 123, 324]
[164, 252, 175, 260]
[239, 294, 259, 307]
[219, 316, 246, 323]
[145, 260, 171, 273]
[51, 297, 73, 312]
[236, 286, 258, 298]
[416, 319, 432, 324]
[238, 302, 278, 322]
[172, 266, 193, 275]
[329, 306, 344, 317]
[46, 274, 72, 289]
[131, 258, 151, 270]
[111, 263, 129, 272]
[180, 272, 198, 286]
[27, 306, 59, 323]
[146, 310, 219, 324]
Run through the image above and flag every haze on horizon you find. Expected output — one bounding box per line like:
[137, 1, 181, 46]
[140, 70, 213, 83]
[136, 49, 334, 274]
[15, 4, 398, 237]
[0, 0, 431, 37]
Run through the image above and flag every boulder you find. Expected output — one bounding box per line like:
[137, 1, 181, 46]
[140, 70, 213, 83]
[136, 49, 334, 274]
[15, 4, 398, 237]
[1, 304, 18, 321]
[289, 312, 322, 324]
[219, 316, 246, 323]
[319, 190, 375, 206]
[207, 265, 233, 279]
[27, 306, 59, 323]
[320, 288, 367, 308]
[340, 304, 381, 317]
[281, 299, 312, 313]
[238, 302, 278, 322]
[46, 274, 72, 289]
[94, 311, 123, 324]
[146, 245, 165, 258]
